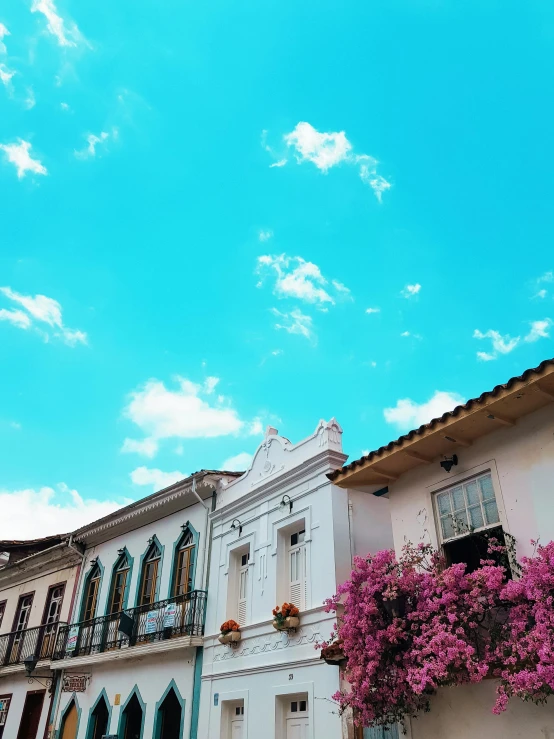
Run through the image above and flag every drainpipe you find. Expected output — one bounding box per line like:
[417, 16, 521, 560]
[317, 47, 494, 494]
[66, 535, 86, 622]
[347, 500, 355, 566]
[191, 477, 209, 592]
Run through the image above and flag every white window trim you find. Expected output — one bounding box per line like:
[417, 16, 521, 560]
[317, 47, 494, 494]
[272, 681, 314, 739]
[222, 531, 256, 574]
[271, 508, 312, 611]
[427, 459, 508, 548]
[216, 689, 249, 739]
[223, 539, 255, 627]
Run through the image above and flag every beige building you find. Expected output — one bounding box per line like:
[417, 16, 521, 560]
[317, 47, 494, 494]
[330, 358, 554, 738]
[0, 535, 82, 739]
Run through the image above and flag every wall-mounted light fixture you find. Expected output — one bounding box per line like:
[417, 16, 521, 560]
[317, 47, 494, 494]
[440, 454, 458, 473]
[147, 537, 153, 545]
[181, 521, 190, 533]
[231, 519, 242, 536]
[117, 548, 125, 556]
[24, 656, 53, 690]
[89, 556, 99, 567]
[280, 495, 293, 514]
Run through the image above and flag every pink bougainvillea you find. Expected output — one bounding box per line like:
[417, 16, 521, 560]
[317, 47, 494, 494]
[321, 539, 554, 727]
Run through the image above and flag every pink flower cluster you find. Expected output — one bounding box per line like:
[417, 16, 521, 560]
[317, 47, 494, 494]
[322, 540, 554, 727]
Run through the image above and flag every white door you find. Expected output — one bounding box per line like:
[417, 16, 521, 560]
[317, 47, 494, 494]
[286, 698, 309, 739]
[231, 705, 244, 739]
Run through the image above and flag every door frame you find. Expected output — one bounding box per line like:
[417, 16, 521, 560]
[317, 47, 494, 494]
[16, 689, 45, 739]
[117, 685, 146, 739]
[11, 591, 35, 631]
[85, 689, 112, 739]
[58, 694, 82, 739]
[152, 680, 185, 739]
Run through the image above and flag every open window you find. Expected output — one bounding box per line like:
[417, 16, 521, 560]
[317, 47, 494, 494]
[227, 545, 250, 627]
[288, 528, 307, 611]
[434, 471, 508, 573]
[138, 540, 162, 606]
[81, 563, 102, 621]
[172, 527, 196, 597]
[107, 550, 131, 615]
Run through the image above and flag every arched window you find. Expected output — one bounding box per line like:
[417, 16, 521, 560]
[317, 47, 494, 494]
[172, 528, 195, 597]
[82, 564, 102, 621]
[108, 551, 131, 615]
[138, 540, 162, 606]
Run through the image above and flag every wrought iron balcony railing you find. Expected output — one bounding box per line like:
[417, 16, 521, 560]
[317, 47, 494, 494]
[0, 622, 67, 667]
[53, 589, 207, 661]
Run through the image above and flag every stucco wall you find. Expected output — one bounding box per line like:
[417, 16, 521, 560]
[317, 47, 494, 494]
[0, 673, 52, 739]
[409, 681, 554, 738]
[387, 403, 554, 560]
[0, 564, 79, 635]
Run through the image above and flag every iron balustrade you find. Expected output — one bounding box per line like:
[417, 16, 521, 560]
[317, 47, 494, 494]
[53, 589, 207, 660]
[0, 622, 67, 667]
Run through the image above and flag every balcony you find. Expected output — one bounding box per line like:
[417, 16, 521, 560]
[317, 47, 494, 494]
[0, 622, 67, 672]
[52, 590, 207, 668]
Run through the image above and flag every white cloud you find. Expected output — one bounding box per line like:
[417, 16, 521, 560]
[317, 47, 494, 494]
[401, 283, 421, 298]
[473, 328, 520, 360]
[259, 230, 273, 242]
[271, 307, 314, 342]
[24, 87, 36, 110]
[270, 159, 287, 168]
[121, 437, 159, 458]
[221, 452, 252, 471]
[0, 286, 86, 345]
[285, 122, 352, 172]
[75, 131, 111, 159]
[365, 307, 380, 314]
[31, 0, 84, 47]
[256, 254, 350, 306]
[0, 483, 129, 538]
[130, 466, 185, 492]
[525, 319, 552, 343]
[538, 271, 553, 283]
[123, 375, 258, 456]
[0, 308, 32, 329]
[60, 102, 70, 111]
[271, 349, 283, 356]
[276, 121, 391, 201]
[384, 390, 465, 431]
[536, 289, 547, 299]
[0, 63, 15, 89]
[0, 23, 9, 55]
[0, 139, 46, 178]
[401, 331, 422, 339]
[261, 130, 288, 168]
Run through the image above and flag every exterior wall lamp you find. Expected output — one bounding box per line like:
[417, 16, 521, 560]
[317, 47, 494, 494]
[440, 455, 458, 473]
[231, 519, 243, 536]
[280, 495, 293, 513]
[23, 656, 53, 691]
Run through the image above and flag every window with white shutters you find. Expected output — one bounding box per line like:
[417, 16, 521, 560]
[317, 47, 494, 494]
[288, 530, 306, 611]
[237, 552, 249, 626]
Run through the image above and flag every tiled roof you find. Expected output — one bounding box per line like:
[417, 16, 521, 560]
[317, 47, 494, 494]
[329, 357, 554, 482]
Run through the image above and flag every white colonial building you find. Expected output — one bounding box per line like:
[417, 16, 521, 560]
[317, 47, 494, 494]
[0, 535, 82, 739]
[197, 420, 393, 739]
[331, 358, 554, 738]
[50, 469, 238, 739]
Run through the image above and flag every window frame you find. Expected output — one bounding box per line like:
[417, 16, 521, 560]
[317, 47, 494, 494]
[0, 601, 6, 630]
[106, 550, 132, 616]
[0, 693, 12, 738]
[171, 529, 196, 598]
[137, 539, 162, 607]
[81, 563, 103, 622]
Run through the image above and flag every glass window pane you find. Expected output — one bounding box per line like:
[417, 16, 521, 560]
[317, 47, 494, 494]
[465, 480, 480, 506]
[451, 487, 465, 512]
[479, 474, 495, 500]
[441, 515, 455, 539]
[483, 500, 500, 525]
[437, 492, 451, 515]
[291, 702, 297, 712]
[468, 505, 484, 529]
[452, 510, 468, 534]
[299, 701, 307, 711]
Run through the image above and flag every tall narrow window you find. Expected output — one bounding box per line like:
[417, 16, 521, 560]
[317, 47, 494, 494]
[0, 694, 11, 739]
[0, 601, 5, 629]
[40, 583, 65, 658]
[108, 552, 131, 615]
[172, 528, 195, 597]
[138, 541, 161, 606]
[237, 552, 249, 626]
[288, 529, 306, 611]
[82, 564, 101, 621]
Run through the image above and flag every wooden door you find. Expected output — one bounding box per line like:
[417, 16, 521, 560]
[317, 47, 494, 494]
[60, 702, 78, 739]
[40, 584, 65, 658]
[16, 691, 45, 739]
[9, 594, 33, 663]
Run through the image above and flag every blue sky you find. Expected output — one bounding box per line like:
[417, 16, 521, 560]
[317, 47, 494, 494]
[1, 0, 553, 537]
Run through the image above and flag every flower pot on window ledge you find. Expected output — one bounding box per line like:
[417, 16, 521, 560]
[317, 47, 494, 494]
[218, 630, 241, 645]
[272, 616, 300, 631]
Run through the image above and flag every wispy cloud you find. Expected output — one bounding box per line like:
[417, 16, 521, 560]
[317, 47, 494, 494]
[0, 63, 15, 91]
[271, 307, 314, 342]
[473, 328, 520, 360]
[24, 87, 36, 109]
[0, 139, 47, 178]
[365, 307, 380, 314]
[0, 483, 129, 538]
[221, 452, 252, 472]
[256, 254, 351, 306]
[75, 129, 116, 160]
[0, 286, 86, 345]
[259, 229, 273, 242]
[267, 121, 391, 202]
[401, 331, 422, 339]
[532, 271, 554, 300]
[31, 0, 85, 47]
[525, 318, 552, 343]
[130, 467, 185, 492]
[0, 23, 9, 55]
[384, 390, 465, 431]
[401, 283, 421, 298]
[122, 375, 260, 458]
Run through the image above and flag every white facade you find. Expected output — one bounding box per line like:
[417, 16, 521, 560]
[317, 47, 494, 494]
[198, 421, 393, 739]
[347, 400, 554, 737]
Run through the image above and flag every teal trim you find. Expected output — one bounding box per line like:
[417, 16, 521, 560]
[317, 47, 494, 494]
[105, 547, 134, 615]
[117, 685, 146, 739]
[85, 688, 112, 739]
[79, 558, 105, 621]
[189, 647, 203, 739]
[48, 671, 63, 735]
[167, 522, 199, 598]
[153, 679, 185, 739]
[134, 534, 165, 607]
[57, 694, 82, 739]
